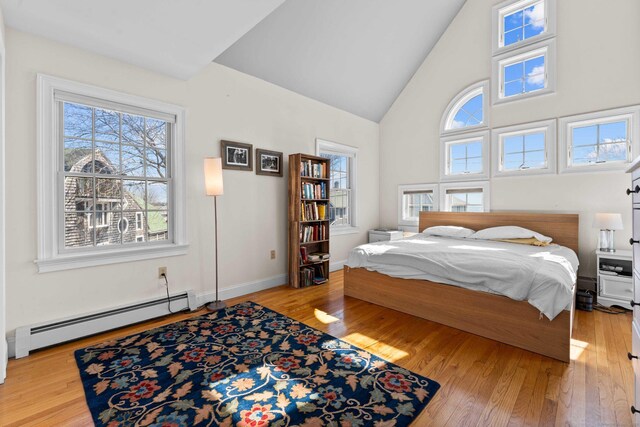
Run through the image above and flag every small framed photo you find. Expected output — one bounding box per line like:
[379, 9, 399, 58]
[221, 140, 253, 171]
[256, 149, 283, 177]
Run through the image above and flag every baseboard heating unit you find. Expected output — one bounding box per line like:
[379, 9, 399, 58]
[14, 290, 197, 358]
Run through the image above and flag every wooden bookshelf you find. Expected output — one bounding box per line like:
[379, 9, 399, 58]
[288, 153, 331, 288]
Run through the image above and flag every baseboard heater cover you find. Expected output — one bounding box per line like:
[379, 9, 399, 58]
[14, 290, 197, 358]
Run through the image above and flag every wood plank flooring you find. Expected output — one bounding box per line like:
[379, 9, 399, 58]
[0, 270, 635, 426]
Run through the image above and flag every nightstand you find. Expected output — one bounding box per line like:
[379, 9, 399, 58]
[368, 229, 403, 243]
[596, 249, 633, 309]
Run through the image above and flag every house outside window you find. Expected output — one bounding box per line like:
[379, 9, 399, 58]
[37, 75, 187, 272]
[316, 139, 358, 234]
[440, 182, 491, 213]
[397, 184, 439, 230]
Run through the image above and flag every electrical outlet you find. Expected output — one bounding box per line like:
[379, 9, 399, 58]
[158, 267, 167, 278]
[270, 250, 276, 260]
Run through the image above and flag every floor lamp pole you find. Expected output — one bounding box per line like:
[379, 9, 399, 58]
[207, 195, 226, 311]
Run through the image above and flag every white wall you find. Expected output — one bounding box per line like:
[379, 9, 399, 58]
[5, 29, 379, 338]
[379, 0, 640, 275]
[0, 4, 6, 382]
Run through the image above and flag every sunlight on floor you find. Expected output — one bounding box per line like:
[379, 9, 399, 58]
[314, 308, 340, 324]
[343, 332, 409, 362]
[570, 338, 588, 361]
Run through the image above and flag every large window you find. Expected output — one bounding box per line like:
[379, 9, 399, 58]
[493, 0, 555, 54]
[491, 119, 556, 177]
[397, 184, 439, 229]
[559, 106, 640, 173]
[440, 182, 491, 212]
[37, 75, 187, 272]
[441, 81, 489, 135]
[317, 139, 358, 233]
[441, 132, 490, 181]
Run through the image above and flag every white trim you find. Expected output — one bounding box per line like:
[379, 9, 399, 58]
[559, 106, 640, 174]
[36, 74, 188, 272]
[196, 274, 288, 307]
[0, 18, 6, 384]
[491, 119, 557, 177]
[316, 138, 358, 230]
[492, 38, 556, 105]
[492, 0, 556, 55]
[439, 181, 491, 212]
[397, 183, 439, 227]
[440, 130, 490, 181]
[440, 80, 490, 136]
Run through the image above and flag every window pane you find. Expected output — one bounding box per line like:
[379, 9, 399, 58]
[523, 3, 545, 36]
[95, 211, 122, 246]
[95, 142, 120, 174]
[63, 103, 92, 139]
[504, 28, 523, 46]
[504, 80, 523, 97]
[96, 178, 122, 202]
[467, 192, 483, 205]
[503, 135, 524, 154]
[145, 148, 167, 178]
[94, 108, 119, 142]
[329, 189, 349, 226]
[147, 181, 168, 208]
[573, 125, 598, 147]
[64, 176, 93, 210]
[599, 142, 627, 162]
[524, 56, 545, 92]
[503, 2, 545, 47]
[146, 118, 167, 149]
[64, 212, 94, 248]
[572, 145, 597, 165]
[524, 132, 545, 151]
[121, 145, 145, 177]
[504, 62, 523, 82]
[600, 121, 627, 143]
[122, 114, 145, 145]
[147, 211, 169, 242]
[403, 191, 433, 220]
[64, 139, 93, 172]
[524, 150, 546, 168]
[451, 94, 483, 129]
[504, 10, 522, 32]
[123, 180, 146, 207]
[504, 153, 524, 170]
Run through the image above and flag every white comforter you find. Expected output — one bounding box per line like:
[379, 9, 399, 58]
[346, 234, 579, 320]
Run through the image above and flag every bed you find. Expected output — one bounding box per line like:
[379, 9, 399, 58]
[343, 211, 579, 362]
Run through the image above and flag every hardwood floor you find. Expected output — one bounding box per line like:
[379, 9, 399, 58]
[0, 270, 635, 426]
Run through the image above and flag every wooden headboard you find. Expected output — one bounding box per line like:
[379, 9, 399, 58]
[418, 211, 579, 254]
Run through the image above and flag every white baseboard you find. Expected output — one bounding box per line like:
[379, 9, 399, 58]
[196, 273, 288, 307]
[330, 259, 347, 272]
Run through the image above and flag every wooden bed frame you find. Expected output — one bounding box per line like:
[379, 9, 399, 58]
[343, 212, 579, 362]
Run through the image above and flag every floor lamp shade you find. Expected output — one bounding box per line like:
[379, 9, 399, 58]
[204, 158, 224, 196]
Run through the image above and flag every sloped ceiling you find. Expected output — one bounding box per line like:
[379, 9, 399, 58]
[0, 0, 286, 80]
[1, 0, 466, 121]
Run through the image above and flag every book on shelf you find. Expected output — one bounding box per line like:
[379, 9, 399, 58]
[300, 160, 327, 179]
[307, 252, 330, 262]
[299, 264, 327, 287]
[300, 201, 328, 221]
[299, 247, 308, 264]
[300, 223, 328, 243]
[301, 182, 327, 199]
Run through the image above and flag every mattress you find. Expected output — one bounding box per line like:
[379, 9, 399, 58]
[346, 234, 579, 320]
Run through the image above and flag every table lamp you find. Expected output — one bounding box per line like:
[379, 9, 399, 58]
[593, 213, 623, 252]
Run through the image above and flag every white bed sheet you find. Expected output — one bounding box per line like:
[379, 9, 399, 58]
[346, 234, 579, 320]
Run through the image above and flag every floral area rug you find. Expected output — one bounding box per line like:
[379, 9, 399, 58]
[75, 301, 440, 426]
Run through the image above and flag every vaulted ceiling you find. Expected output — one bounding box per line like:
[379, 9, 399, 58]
[1, 0, 466, 122]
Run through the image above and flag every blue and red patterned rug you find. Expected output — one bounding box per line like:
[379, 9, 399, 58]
[75, 302, 440, 426]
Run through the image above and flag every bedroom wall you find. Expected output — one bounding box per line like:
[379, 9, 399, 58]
[379, 0, 640, 276]
[5, 29, 379, 339]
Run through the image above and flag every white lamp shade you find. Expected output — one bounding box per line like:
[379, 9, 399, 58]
[592, 213, 623, 230]
[204, 157, 224, 196]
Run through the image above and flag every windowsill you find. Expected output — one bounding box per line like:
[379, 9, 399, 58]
[35, 243, 189, 273]
[560, 161, 632, 174]
[331, 226, 360, 236]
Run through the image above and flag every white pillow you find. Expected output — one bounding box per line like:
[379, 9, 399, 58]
[422, 226, 475, 238]
[469, 226, 552, 243]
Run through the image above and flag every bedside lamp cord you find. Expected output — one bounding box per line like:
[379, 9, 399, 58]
[161, 273, 174, 314]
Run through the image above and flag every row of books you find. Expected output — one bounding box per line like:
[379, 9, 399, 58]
[302, 182, 327, 200]
[301, 202, 327, 221]
[300, 223, 328, 243]
[299, 247, 330, 264]
[300, 264, 328, 287]
[301, 160, 327, 179]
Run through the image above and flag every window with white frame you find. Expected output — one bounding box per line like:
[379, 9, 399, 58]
[398, 184, 439, 228]
[36, 75, 187, 272]
[317, 139, 357, 232]
[493, 40, 555, 103]
[493, 0, 554, 53]
[441, 131, 490, 181]
[441, 81, 489, 135]
[492, 119, 556, 177]
[440, 182, 491, 212]
[559, 106, 640, 173]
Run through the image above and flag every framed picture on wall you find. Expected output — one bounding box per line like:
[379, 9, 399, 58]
[256, 149, 284, 177]
[221, 140, 253, 171]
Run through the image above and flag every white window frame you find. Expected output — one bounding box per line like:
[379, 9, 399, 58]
[439, 181, 491, 212]
[559, 106, 640, 174]
[492, 0, 556, 55]
[440, 131, 490, 181]
[135, 211, 144, 231]
[491, 119, 556, 177]
[397, 183, 439, 229]
[36, 74, 188, 272]
[492, 39, 556, 105]
[440, 81, 490, 136]
[316, 138, 358, 235]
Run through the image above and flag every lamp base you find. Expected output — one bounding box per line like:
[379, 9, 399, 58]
[206, 300, 227, 312]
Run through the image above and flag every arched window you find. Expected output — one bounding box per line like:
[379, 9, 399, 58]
[441, 81, 489, 134]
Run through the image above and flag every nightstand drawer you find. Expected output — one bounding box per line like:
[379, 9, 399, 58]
[633, 178, 640, 205]
[600, 275, 633, 299]
[633, 321, 640, 412]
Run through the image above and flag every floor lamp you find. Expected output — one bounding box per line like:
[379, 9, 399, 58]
[204, 158, 226, 311]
